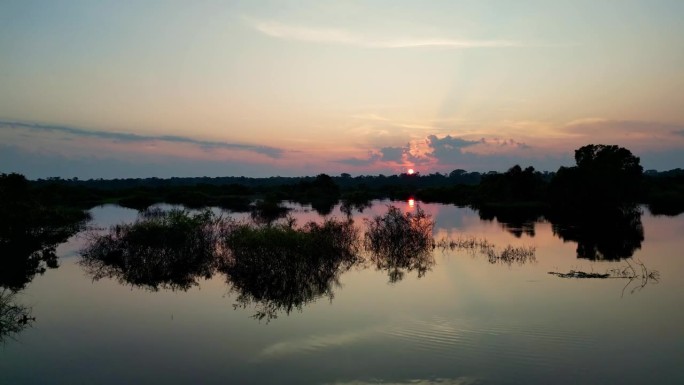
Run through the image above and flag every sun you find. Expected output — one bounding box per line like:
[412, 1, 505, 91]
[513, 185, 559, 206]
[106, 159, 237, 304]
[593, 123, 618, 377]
[407, 168, 415, 175]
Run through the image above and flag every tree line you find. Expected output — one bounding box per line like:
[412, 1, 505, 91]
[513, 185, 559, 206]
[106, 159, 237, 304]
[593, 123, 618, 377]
[2, 144, 684, 216]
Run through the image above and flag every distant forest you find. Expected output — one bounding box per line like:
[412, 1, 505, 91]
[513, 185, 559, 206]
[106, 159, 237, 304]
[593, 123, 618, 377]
[3, 145, 684, 216]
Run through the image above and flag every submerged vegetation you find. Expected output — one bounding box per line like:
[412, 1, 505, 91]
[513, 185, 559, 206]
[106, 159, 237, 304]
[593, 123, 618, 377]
[79, 208, 362, 320]
[221, 217, 360, 321]
[438, 236, 537, 266]
[80, 209, 221, 291]
[364, 206, 436, 283]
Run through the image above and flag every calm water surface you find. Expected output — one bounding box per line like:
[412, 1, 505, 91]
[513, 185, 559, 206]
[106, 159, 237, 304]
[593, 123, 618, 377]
[2, 201, 683, 385]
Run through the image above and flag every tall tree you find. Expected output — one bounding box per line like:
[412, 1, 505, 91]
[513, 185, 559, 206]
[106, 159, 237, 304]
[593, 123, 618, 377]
[550, 144, 643, 210]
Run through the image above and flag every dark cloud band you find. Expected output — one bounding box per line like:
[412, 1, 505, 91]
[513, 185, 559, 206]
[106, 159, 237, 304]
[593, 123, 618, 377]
[0, 120, 284, 158]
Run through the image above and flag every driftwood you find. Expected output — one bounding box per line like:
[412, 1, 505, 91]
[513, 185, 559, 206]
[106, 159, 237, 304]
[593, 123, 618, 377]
[548, 259, 660, 296]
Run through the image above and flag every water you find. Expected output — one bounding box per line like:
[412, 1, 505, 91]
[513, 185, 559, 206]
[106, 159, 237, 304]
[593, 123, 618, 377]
[2, 201, 683, 384]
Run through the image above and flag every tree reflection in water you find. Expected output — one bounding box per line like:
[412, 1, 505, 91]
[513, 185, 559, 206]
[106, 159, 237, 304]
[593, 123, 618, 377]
[80, 209, 221, 291]
[551, 206, 644, 261]
[1, 173, 88, 340]
[477, 204, 545, 238]
[219, 218, 360, 321]
[0, 289, 34, 343]
[75, 202, 654, 323]
[364, 206, 435, 283]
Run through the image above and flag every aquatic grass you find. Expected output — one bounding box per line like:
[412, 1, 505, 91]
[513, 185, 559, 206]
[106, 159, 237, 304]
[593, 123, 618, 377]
[364, 205, 436, 282]
[438, 236, 537, 266]
[80, 209, 221, 291]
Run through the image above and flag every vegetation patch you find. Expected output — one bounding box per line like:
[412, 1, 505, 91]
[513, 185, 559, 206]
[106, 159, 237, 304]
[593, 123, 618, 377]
[438, 236, 536, 266]
[364, 206, 436, 282]
[80, 209, 221, 291]
[220, 217, 360, 321]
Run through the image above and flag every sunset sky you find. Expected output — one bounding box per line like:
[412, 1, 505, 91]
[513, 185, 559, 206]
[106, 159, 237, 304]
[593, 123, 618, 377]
[1, 0, 683, 178]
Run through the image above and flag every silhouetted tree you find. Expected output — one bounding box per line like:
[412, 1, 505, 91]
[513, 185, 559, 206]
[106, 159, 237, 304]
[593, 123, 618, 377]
[478, 165, 547, 203]
[550, 144, 643, 210]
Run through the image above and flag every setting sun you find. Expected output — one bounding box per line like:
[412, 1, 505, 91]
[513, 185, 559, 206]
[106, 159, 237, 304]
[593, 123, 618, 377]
[407, 168, 415, 175]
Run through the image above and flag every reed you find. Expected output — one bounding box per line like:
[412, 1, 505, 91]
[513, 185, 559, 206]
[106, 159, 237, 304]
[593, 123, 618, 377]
[437, 236, 536, 266]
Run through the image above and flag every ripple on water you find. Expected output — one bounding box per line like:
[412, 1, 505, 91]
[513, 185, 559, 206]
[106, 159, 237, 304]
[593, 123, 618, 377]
[381, 315, 595, 369]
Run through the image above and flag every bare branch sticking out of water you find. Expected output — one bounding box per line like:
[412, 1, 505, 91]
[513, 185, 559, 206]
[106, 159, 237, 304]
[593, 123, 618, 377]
[548, 259, 660, 295]
[437, 236, 536, 266]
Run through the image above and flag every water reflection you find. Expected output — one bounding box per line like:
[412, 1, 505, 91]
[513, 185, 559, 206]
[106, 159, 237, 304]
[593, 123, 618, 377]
[250, 200, 290, 225]
[74, 202, 654, 325]
[364, 206, 435, 283]
[550, 206, 644, 261]
[438, 237, 536, 266]
[220, 218, 360, 321]
[340, 197, 372, 218]
[477, 204, 544, 238]
[80, 209, 221, 291]
[0, 173, 88, 340]
[474, 204, 645, 261]
[0, 289, 34, 343]
[0, 207, 87, 291]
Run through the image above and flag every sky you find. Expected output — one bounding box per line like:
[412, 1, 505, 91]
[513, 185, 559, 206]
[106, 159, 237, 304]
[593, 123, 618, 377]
[1, 0, 683, 179]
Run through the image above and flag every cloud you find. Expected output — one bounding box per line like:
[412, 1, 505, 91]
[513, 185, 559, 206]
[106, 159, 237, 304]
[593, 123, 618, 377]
[0, 143, 294, 179]
[0, 120, 284, 158]
[563, 118, 684, 138]
[250, 20, 523, 49]
[425, 135, 480, 164]
[336, 152, 381, 167]
[335, 145, 410, 167]
[380, 146, 407, 162]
